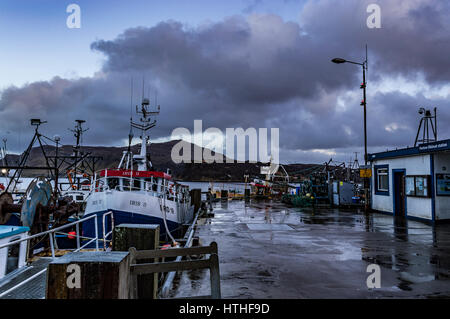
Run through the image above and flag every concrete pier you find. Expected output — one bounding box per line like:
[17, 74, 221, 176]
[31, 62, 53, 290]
[169, 200, 450, 298]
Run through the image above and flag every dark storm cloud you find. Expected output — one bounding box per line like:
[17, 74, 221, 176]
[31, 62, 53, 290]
[90, 15, 355, 106]
[1, 0, 449, 163]
[275, 90, 450, 153]
[0, 75, 136, 151]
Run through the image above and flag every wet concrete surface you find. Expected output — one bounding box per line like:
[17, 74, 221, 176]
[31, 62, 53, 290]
[169, 200, 450, 299]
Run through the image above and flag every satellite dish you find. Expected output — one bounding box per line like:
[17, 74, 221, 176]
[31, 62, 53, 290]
[21, 177, 52, 227]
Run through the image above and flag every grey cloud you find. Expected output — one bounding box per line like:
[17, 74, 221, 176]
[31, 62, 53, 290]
[300, 0, 450, 84]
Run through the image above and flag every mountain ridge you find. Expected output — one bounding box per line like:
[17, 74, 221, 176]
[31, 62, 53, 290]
[3, 140, 318, 181]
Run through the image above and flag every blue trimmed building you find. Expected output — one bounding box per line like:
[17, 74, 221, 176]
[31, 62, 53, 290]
[369, 139, 450, 223]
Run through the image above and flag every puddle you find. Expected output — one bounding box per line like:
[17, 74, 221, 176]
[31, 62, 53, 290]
[246, 224, 293, 231]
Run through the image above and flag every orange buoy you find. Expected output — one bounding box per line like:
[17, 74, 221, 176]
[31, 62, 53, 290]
[68, 231, 76, 240]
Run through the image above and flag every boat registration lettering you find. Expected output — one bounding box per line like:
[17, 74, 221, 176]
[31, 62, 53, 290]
[130, 200, 141, 207]
[130, 200, 147, 207]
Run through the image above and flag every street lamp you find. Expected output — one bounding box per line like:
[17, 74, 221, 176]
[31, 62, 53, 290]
[331, 51, 369, 211]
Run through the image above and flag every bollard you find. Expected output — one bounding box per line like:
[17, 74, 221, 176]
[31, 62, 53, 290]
[46, 251, 130, 299]
[221, 190, 228, 200]
[190, 189, 202, 213]
[112, 224, 159, 299]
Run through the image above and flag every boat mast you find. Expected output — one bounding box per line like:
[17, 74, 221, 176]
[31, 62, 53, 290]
[130, 86, 160, 171]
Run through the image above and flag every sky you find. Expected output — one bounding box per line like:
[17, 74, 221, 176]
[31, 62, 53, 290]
[0, 0, 449, 165]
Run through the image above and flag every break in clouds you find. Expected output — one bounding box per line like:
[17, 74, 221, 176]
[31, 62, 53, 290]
[0, 0, 449, 164]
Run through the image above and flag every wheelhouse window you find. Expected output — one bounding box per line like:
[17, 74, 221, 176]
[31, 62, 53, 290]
[122, 178, 131, 191]
[405, 175, 431, 198]
[374, 165, 389, 195]
[107, 178, 119, 190]
[133, 178, 141, 190]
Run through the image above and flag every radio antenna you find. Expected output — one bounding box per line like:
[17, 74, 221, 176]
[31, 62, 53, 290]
[365, 44, 368, 81]
[142, 76, 145, 100]
[130, 77, 134, 119]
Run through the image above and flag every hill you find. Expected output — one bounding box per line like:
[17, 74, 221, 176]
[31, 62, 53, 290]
[3, 140, 318, 182]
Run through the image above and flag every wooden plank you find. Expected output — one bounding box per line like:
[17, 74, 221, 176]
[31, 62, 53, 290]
[128, 247, 138, 299]
[131, 258, 213, 275]
[133, 243, 217, 260]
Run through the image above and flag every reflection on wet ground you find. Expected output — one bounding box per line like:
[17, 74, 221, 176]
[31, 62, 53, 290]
[169, 200, 450, 299]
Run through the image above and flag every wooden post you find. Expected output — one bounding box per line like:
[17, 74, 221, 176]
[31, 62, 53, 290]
[46, 251, 130, 299]
[112, 224, 159, 299]
[210, 254, 221, 299]
[221, 190, 228, 200]
[128, 247, 138, 299]
[208, 242, 221, 299]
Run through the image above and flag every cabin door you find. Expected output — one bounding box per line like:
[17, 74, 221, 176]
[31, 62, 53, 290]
[393, 170, 406, 217]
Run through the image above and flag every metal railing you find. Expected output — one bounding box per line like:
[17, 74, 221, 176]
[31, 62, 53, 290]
[102, 211, 114, 250]
[0, 211, 114, 257]
[0, 211, 114, 298]
[91, 171, 190, 204]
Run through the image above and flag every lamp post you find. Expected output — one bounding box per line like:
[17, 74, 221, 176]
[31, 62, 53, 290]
[331, 53, 369, 211]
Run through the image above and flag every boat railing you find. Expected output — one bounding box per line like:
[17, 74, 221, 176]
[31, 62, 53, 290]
[93, 174, 190, 204]
[0, 211, 114, 257]
[102, 211, 114, 250]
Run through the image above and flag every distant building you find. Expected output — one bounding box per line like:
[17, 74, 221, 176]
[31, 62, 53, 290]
[369, 139, 450, 223]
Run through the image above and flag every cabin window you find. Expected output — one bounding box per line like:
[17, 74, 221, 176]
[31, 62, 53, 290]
[107, 178, 119, 190]
[122, 178, 131, 191]
[405, 175, 431, 198]
[6, 239, 20, 275]
[374, 165, 389, 195]
[134, 179, 141, 190]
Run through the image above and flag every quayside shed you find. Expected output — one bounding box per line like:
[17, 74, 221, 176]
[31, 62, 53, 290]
[369, 139, 450, 223]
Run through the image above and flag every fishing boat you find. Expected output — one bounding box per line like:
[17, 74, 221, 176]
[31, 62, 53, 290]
[82, 97, 195, 243]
